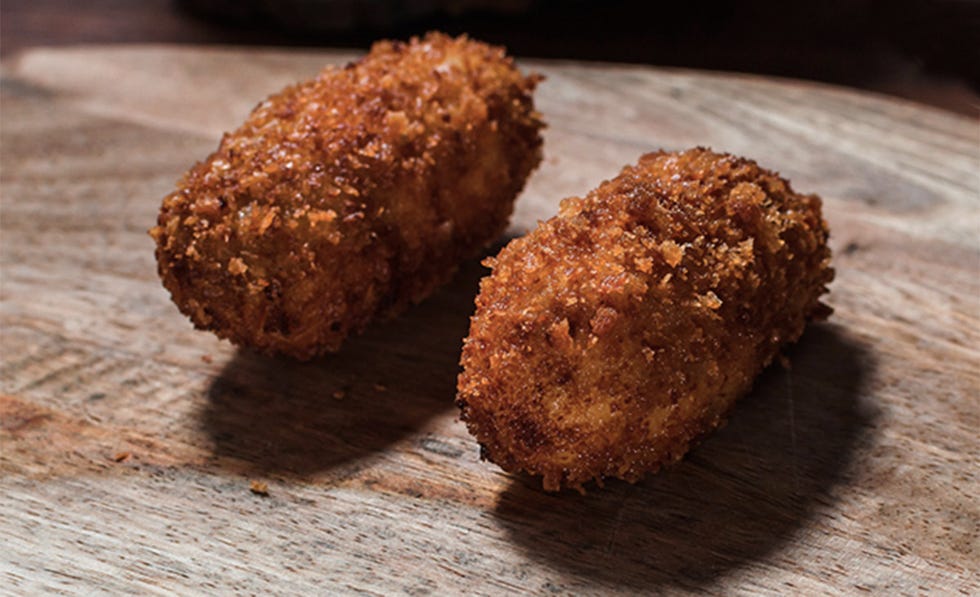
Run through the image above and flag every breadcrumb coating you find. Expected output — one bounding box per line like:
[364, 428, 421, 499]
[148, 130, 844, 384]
[457, 148, 834, 491]
[150, 32, 544, 359]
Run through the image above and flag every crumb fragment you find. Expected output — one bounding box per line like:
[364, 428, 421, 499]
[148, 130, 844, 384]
[227, 257, 247, 275]
[201, 354, 214, 364]
[373, 383, 387, 392]
[112, 451, 131, 462]
[697, 290, 723, 310]
[660, 240, 684, 267]
[250, 480, 270, 496]
[641, 346, 657, 363]
[307, 209, 338, 226]
[332, 389, 346, 400]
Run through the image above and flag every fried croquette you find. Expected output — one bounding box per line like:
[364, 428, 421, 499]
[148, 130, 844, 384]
[457, 148, 834, 491]
[150, 33, 544, 359]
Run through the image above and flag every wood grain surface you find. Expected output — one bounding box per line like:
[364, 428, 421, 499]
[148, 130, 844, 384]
[1, 45, 978, 595]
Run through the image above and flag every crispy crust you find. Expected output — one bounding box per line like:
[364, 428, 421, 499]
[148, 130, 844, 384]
[150, 33, 544, 359]
[457, 148, 834, 491]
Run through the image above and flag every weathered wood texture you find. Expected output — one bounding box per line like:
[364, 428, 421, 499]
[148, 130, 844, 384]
[1, 45, 977, 595]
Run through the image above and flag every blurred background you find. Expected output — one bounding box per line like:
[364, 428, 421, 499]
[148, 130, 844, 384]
[2, 0, 977, 116]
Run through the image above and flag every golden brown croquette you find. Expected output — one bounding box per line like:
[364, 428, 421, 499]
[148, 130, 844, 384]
[151, 32, 544, 359]
[457, 148, 834, 491]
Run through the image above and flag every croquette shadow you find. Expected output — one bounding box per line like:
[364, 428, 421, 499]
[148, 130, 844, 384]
[201, 247, 504, 479]
[492, 323, 878, 591]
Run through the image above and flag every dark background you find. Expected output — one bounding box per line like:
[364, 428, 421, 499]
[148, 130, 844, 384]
[2, 0, 977, 116]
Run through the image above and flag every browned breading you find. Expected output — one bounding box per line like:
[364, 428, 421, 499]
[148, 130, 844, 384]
[150, 33, 544, 359]
[457, 148, 834, 492]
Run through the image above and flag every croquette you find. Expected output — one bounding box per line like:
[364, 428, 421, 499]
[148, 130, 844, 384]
[457, 148, 834, 491]
[150, 33, 544, 359]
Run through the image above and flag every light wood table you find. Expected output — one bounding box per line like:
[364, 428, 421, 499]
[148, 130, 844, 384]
[2, 45, 977, 594]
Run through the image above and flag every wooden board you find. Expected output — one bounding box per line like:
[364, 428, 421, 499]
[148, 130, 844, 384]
[1, 45, 977, 595]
